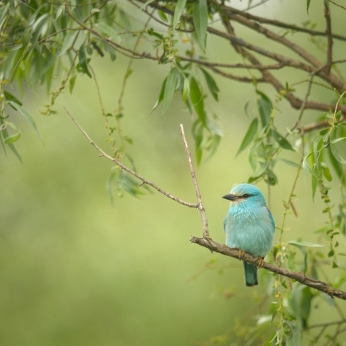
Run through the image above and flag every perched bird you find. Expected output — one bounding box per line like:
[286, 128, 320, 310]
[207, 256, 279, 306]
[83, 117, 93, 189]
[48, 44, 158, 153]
[223, 184, 275, 286]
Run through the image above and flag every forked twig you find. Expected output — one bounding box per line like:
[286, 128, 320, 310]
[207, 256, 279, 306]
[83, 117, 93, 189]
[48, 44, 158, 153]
[65, 109, 198, 208]
[179, 124, 210, 239]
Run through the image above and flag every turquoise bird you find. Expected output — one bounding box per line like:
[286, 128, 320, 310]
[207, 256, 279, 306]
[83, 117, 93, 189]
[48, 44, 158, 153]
[223, 184, 275, 286]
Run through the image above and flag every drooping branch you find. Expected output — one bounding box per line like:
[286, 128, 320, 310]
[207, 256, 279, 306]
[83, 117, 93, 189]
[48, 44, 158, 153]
[206, 26, 345, 92]
[64, 0, 346, 135]
[190, 236, 346, 300]
[130, 0, 346, 119]
[330, 1, 346, 11]
[66, 107, 346, 301]
[222, 5, 346, 42]
[65, 109, 198, 208]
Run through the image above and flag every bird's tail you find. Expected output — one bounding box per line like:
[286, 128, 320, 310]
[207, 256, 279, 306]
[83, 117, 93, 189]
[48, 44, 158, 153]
[243, 261, 258, 286]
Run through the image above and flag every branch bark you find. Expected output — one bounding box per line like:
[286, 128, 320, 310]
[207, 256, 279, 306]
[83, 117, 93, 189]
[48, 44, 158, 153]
[180, 124, 209, 238]
[324, 2, 333, 73]
[222, 5, 346, 42]
[190, 236, 346, 300]
[65, 109, 198, 208]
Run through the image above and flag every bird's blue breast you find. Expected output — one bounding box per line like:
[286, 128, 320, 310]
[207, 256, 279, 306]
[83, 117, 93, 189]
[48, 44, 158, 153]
[224, 204, 275, 257]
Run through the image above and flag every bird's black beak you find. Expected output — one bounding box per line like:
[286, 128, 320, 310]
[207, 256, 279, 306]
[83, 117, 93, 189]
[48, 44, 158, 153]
[222, 194, 238, 201]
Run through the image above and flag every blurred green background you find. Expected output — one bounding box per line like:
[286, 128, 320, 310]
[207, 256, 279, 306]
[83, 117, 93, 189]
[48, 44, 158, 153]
[1, 1, 346, 345]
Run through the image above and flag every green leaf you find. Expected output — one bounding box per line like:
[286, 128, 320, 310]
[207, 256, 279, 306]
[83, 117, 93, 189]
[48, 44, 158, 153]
[307, 0, 311, 12]
[192, 120, 204, 164]
[319, 128, 329, 136]
[248, 162, 269, 182]
[256, 90, 272, 128]
[288, 241, 324, 248]
[4, 132, 21, 144]
[248, 145, 257, 171]
[95, 21, 118, 42]
[193, 0, 208, 51]
[312, 175, 318, 200]
[190, 77, 207, 126]
[69, 75, 77, 94]
[2, 46, 24, 81]
[162, 67, 179, 114]
[182, 77, 190, 101]
[173, 0, 187, 29]
[313, 136, 323, 165]
[285, 319, 301, 346]
[104, 42, 117, 61]
[322, 165, 332, 182]
[8, 101, 43, 143]
[158, 11, 168, 22]
[117, 171, 147, 197]
[330, 144, 346, 164]
[272, 129, 294, 151]
[199, 67, 219, 101]
[78, 42, 92, 78]
[152, 78, 166, 113]
[107, 170, 117, 205]
[236, 118, 258, 156]
[289, 285, 314, 331]
[327, 146, 344, 183]
[277, 158, 299, 168]
[58, 31, 78, 57]
[303, 153, 318, 178]
[4, 91, 22, 106]
[1, 125, 23, 163]
[330, 137, 346, 144]
[205, 134, 221, 161]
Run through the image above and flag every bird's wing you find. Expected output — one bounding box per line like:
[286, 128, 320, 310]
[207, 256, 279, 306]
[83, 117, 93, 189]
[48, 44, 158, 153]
[267, 207, 276, 232]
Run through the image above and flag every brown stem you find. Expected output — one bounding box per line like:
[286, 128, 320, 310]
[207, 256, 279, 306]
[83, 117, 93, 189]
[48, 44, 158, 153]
[180, 124, 209, 238]
[190, 236, 346, 300]
[325, 2, 333, 73]
[65, 109, 199, 208]
[222, 5, 346, 42]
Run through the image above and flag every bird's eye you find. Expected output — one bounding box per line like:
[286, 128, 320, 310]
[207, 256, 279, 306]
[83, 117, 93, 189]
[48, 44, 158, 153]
[243, 194, 250, 198]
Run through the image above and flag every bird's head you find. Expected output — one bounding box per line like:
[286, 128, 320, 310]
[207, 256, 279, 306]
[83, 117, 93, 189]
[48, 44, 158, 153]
[222, 183, 266, 207]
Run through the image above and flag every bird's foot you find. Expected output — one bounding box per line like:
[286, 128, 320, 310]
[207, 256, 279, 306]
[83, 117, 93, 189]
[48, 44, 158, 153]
[238, 249, 245, 260]
[256, 257, 265, 268]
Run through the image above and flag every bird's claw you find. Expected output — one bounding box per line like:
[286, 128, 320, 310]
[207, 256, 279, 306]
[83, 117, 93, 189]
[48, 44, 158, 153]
[238, 249, 245, 260]
[256, 257, 265, 268]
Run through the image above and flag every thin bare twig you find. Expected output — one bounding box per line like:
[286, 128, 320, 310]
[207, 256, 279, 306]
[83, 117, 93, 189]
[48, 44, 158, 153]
[292, 65, 327, 132]
[308, 319, 346, 330]
[244, 0, 271, 11]
[179, 124, 209, 239]
[303, 114, 346, 132]
[190, 236, 346, 300]
[330, 0, 346, 11]
[65, 109, 198, 208]
[223, 5, 346, 42]
[325, 3, 333, 73]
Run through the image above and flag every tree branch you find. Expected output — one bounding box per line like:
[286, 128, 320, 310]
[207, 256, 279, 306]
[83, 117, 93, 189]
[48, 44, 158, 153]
[325, 2, 333, 73]
[190, 236, 346, 300]
[222, 5, 346, 42]
[180, 124, 209, 238]
[330, 0, 346, 11]
[65, 109, 198, 208]
[302, 114, 346, 132]
[207, 26, 345, 92]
